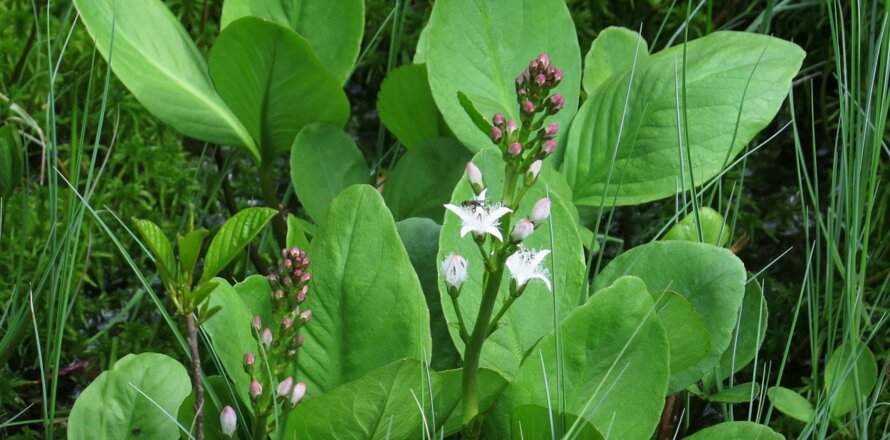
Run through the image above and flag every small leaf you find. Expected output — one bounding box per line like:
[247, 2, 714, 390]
[708, 382, 760, 403]
[824, 340, 878, 418]
[201, 207, 277, 282]
[377, 64, 449, 148]
[133, 218, 176, 285]
[202, 278, 257, 405]
[290, 123, 369, 223]
[457, 91, 493, 139]
[68, 353, 191, 439]
[767, 386, 814, 423]
[664, 207, 730, 246]
[177, 228, 208, 280]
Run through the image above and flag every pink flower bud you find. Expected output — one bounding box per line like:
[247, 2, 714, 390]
[252, 316, 262, 331]
[243, 352, 255, 367]
[553, 68, 563, 83]
[538, 53, 550, 68]
[283, 317, 293, 329]
[300, 309, 313, 323]
[508, 142, 522, 157]
[518, 87, 527, 97]
[490, 126, 502, 143]
[300, 273, 311, 282]
[522, 100, 535, 115]
[220, 406, 237, 438]
[277, 377, 294, 398]
[511, 219, 535, 242]
[492, 113, 505, 125]
[297, 334, 305, 347]
[545, 123, 558, 138]
[506, 119, 518, 136]
[530, 198, 551, 225]
[261, 328, 273, 348]
[268, 274, 277, 283]
[466, 162, 484, 189]
[549, 94, 564, 111]
[535, 73, 546, 86]
[289, 246, 300, 255]
[274, 289, 284, 300]
[284, 258, 293, 268]
[249, 378, 263, 398]
[543, 139, 557, 156]
[297, 290, 307, 302]
[290, 382, 307, 405]
[529, 60, 539, 71]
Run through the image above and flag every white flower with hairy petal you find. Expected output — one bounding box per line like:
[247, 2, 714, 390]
[444, 189, 512, 241]
[506, 248, 552, 292]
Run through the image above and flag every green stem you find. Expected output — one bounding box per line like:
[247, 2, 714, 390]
[487, 295, 518, 337]
[251, 414, 268, 440]
[451, 295, 471, 343]
[259, 162, 288, 248]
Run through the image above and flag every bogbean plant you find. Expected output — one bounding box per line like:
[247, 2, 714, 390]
[66, 0, 882, 439]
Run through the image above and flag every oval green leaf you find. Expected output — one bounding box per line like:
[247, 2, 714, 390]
[652, 290, 711, 393]
[492, 276, 669, 440]
[767, 386, 815, 423]
[708, 382, 760, 403]
[438, 148, 586, 378]
[377, 64, 449, 148]
[563, 32, 805, 206]
[594, 241, 747, 391]
[299, 185, 432, 394]
[209, 17, 350, 158]
[683, 421, 783, 440]
[72, 0, 258, 161]
[68, 353, 191, 440]
[664, 207, 730, 246]
[583, 26, 649, 94]
[426, 0, 581, 152]
[824, 340, 878, 418]
[220, 0, 364, 85]
[383, 137, 472, 222]
[201, 278, 257, 405]
[132, 218, 176, 284]
[290, 123, 370, 223]
[201, 207, 277, 282]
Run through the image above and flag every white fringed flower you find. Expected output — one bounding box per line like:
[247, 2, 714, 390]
[444, 190, 512, 241]
[506, 248, 552, 292]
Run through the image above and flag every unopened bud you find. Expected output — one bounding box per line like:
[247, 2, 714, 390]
[552, 68, 563, 84]
[542, 139, 557, 157]
[300, 309, 313, 323]
[506, 119, 518, 136]
[537, 53, 550, 68]
[297, 334, 305, 347]
[490, 126, 502, 143]
[249, 378, 263, 399]
[441, 253, 468, 293]
[261, 328, 273, 348]
[492, 113, 505, 126]
[277, 377, 294, 398]
[220, 406, 237, 438]
[466, 162, 485, 194]
[508, 142, 522, 157]
[525, 160, 543, 186]
[548, 94, 564, 112]
[535, 73, 546, 86]
[522, 100, 535, 115]
[545, 123, 558, 138]
[282, 316, 293, 329]
[530, 198, 551, 225]
[252, 316, 262, 331]
[243, 352, 255, 372]
[511, 219, 535, 242]
[290, 382, 307, 406]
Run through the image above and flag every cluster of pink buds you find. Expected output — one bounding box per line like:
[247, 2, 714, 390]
[241, 247, 311, 432]
[489, 53, 564, 171]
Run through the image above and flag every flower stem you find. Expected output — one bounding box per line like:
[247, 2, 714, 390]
[486, 295, 518, 337]
[451, 295, 471, 343]
[185, 314, 204, 440]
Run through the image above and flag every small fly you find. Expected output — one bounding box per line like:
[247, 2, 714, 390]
[460, 199, 488, 210]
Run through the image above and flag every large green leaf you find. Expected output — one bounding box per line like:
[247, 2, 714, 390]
[438, 148, 586, 379]
[299, 185, 431, 394]
[395, 218, 460, 371]
[594, 241, 747, 392]
[383, 137, 472, 222]
[582, 26, 649, 94]
[824, 340, 878, 418]
[652, 290, 711, 393]
[683, 421, 783, 440]
[290, 123, 370, 223]
[220, 0, 364, 85]
[202, 278, 256, 406]
[434, 368, 509, 436]
[68, 353, 191, 440]
[563, 31, 805, 206]
[511, 405, 604, 440]
[426, 0, 581, 153]
[491, 276, 669, 440]
[201, 207, 277, 282]
[287, 359, 433, 439]
[377, 64, 449, 148]
[209, 17, 349, 158]
[72, 0, 258, 161]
